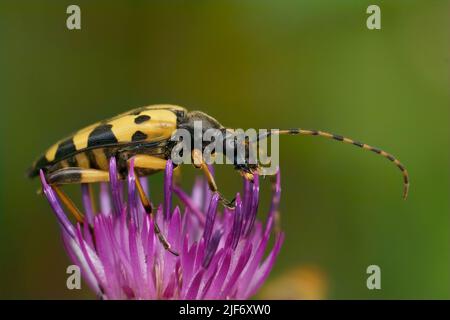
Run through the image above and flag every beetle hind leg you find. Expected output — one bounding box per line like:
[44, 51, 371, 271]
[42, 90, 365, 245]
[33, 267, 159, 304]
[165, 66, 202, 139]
[47, 167, 110, 185]
[46, 167, 110, 224]
[52, 185, 85, 224]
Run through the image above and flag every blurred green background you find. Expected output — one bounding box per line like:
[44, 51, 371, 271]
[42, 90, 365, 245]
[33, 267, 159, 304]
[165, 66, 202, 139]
[0, 0, 448, 299]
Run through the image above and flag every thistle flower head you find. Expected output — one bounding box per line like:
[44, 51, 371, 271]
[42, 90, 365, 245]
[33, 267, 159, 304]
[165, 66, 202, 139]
[40, 158, 284, 300]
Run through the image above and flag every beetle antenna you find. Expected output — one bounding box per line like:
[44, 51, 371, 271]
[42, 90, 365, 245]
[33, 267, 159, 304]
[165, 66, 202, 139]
[258, 128, 409, 200]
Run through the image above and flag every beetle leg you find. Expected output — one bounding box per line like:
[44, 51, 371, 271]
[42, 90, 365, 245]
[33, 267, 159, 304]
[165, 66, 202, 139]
[129, 155, 178, 256]
[173, 166, 182, 185]
[46, 167, 110, 224]
[191, 149, 235, 209]
[132, 154, 167, 171]
[52, 185, 85, 224]
[47, 167, 110, 185]
[128, 154, 167, 215]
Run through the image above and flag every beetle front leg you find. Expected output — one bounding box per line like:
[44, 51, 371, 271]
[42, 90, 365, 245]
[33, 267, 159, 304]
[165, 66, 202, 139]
[128, 155, 178, 256]
[191, 149, 235, 209]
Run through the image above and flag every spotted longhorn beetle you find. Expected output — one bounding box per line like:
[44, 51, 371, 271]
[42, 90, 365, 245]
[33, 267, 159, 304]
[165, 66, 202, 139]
[29, 104, 409, 255]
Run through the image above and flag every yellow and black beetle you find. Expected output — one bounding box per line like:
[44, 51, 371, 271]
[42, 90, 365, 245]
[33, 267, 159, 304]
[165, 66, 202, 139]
[29, 104, 409, 254]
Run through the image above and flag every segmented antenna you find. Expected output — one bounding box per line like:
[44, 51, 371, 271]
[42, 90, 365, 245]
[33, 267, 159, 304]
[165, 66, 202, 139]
[261, 128, 409, 199]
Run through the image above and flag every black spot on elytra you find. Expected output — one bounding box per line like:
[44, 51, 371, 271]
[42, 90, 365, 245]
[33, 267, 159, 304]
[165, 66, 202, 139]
[132, 130, 148, 142]
[55, 137, 77, 160]
[87, 124, 118, 148]
[134, 115, 151, 124]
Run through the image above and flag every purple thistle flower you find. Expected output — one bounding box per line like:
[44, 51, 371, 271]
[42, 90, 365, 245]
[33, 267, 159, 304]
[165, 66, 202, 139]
[39, 158, 284, 300]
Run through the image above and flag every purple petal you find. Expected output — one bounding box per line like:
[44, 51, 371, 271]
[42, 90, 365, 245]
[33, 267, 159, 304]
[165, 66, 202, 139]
[127, 158, 139, 227]
[93, 216, 120, 296]
[260, 169, 282, 239]
[82, 218, 94, 249]
[109, 157, 123, 215]
[193, 240, 205, 278]
[39, 170, 76, 238]
[162, 275, 177, 299]
[199, 248, 224, 298]
[191, 177, 204, 208]
[245, 232, 284, 298]
[99, 182, 112, 216]
[75, 224, 106, 288]
[230, 193, 243, 250]
[173, 186, 206, 225]
[206, 249, 232, 299]
[181, 240, 197, 291]
[237, 221, 274, 294]
[168, 207, 182, 251]
[185, 269, 205, 300]
[81, 184, 95, 225]
[202, 229, 223, 268]
[203, 193, 219, 247]
[242, 178, 252, 216]
[164, 160, 173, 220]
[145, 218, 156, 296]
[220, 242, 253, 298]
[62, 230, 102, 295]
[244, 174, 260, 236]
[128, 221, 146, 296]
[162, 208, 182, 288]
